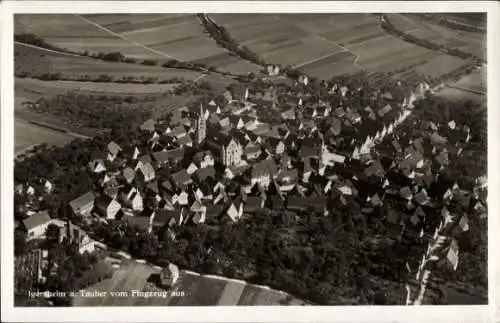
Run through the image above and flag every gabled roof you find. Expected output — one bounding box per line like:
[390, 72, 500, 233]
[70, 191, 95, 212]
[205, 130, 233, 147]
[123, 167, 135, 182]
[140, 119, 156, 132]
[171, 170, 192, 186]
[194, 166, 216, 182]
[23, 211, 51, 231]
[107, 141, 122, 156]
[364, 160, 386, 178]
[139, 163, 155, 177]
[137, 155, 153, 165]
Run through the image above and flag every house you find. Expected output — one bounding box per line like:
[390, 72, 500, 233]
[223, 201, 243, 222]
[189, 200, 207, 224]
[22, 211, 52, 241]
[177, 134, 193, 147]
[276, 168, 299, 185]
[204, 130, 243, 167]
[206, 204, 225, 223]
[193, 166, 216, 184]
[123, 146, 140, 160]
[151, 209, 185, 230]
[95, 195, 122, 220]
[171, 170, 192, 189]
[135, 155, 153, 171]
[172, 190, 189, 206]
[140, 119, 156, 132]
[54, 220, 95, 254]
[122, 167, 135, 184]
[138, 163, 155, 183]
[364, 160, 386, 178]
[107, 141, 122, 161]
[120, 186, 143, 211]
[445, 239, 460, 271]
[192, 150, 215, 168]
[244, 143, 262, 160]
[160, 263, 179, 288]
[88, 158, 106, 173]
[265, 137, 285, 155]
[244, 196, 265, 213]
[70, 191, 95, 216]
[44, 180, 53, 194]
[248, 159, 277, 188]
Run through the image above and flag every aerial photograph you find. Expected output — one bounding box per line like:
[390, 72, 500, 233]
[12, 12, 487, 307]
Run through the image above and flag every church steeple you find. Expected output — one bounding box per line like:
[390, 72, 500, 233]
[196, 104, 206, 145]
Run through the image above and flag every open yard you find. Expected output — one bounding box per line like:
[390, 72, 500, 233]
[72, 260, 306, 306]
[15, 14, 262, 75]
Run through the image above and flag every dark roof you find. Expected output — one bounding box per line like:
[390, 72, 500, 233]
[245, 144, 262, 155]
[171, 170, 192, 186]
[153, 148, 185, 164]
[194, 166, 216, 182]
[146, 180, 160, 195]
[70, 191, 95, 212]
[206, 130, 233, 147]
[138, 155, 153, 165]
[124, 215, 150, 232]
[152, 209, 180, 227]
[206, 204, 224, 219]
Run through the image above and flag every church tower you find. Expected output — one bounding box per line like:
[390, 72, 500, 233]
[195, 104, 206, 145]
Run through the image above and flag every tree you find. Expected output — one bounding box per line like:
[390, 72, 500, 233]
[45, 223, 61, 245]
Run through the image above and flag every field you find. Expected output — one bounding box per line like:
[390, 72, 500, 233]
[72, 260, 306, 306]
[386, 14, 486, 60]
[16, 77, 179, 94]
[212, 13, 470, 80]
[15, 43, 204, 81]
[15, 14, 262, 74]
[435, 65, 486, 103]
[15, 118, 77, 155]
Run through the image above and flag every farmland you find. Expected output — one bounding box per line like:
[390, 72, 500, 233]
[15, 118, 77, 155]
[15, 43, 204, 81]
[15, 14, 262, 74]
[386, 13, 486, 60]
[211, 13, 470, 81]
[72, 260, 306, 306]
[16, 77, 179, 95]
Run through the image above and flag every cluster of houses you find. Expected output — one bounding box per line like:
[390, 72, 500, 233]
[15, 77, 486, 277]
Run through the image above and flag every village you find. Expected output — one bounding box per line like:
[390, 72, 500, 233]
[13, 71, 488, 305]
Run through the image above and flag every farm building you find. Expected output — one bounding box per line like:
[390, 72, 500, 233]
[160, 263, 180, 288]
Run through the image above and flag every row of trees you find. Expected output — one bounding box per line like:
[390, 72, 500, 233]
[197, 14, 266, 67]
[414, 14, 486, 34]
[16, 71, 187, 85]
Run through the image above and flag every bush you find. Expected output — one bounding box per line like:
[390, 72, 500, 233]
[140, 59, 158, 66]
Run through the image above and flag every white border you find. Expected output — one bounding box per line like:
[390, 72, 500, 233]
[1, 1, 499, 323]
